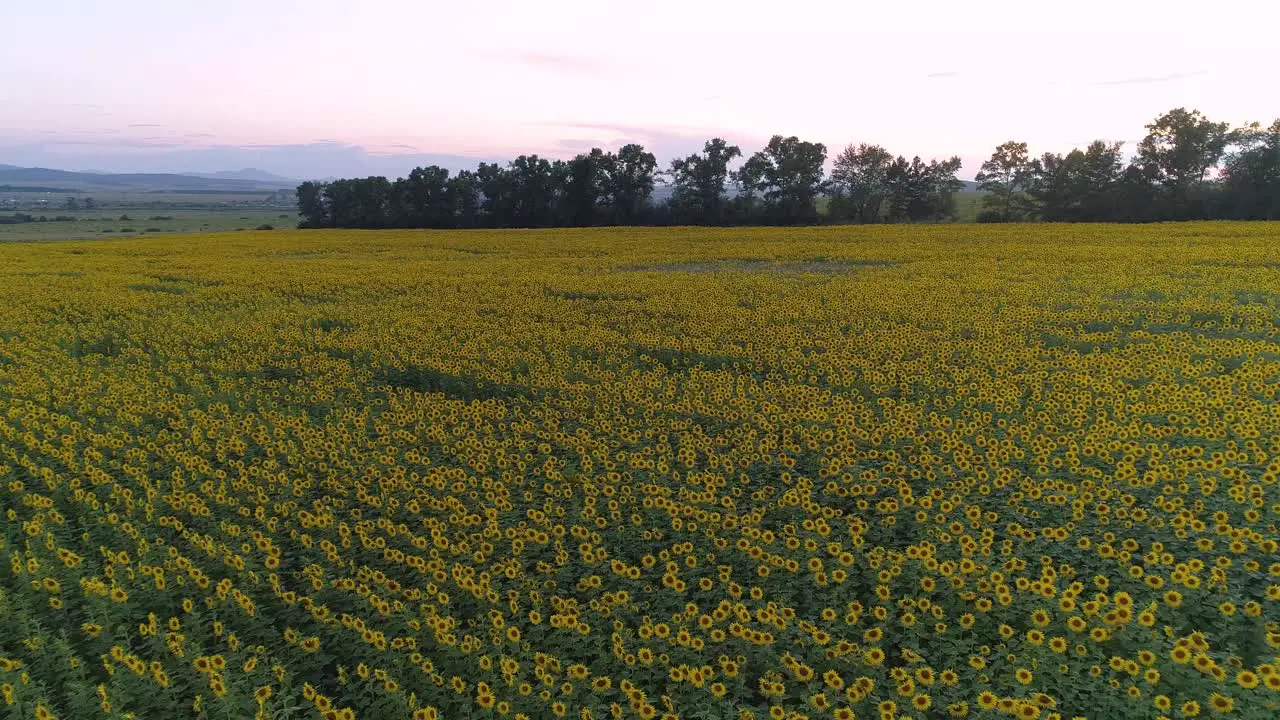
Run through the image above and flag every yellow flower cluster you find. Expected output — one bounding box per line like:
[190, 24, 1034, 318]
[1, 223, 1280, 720]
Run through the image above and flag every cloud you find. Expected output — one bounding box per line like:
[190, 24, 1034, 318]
[544, 121, 752, 141]
[503, 50, 609, 76]
[555, 138, 600, 153]
[13, 136, 168, 149]
[926, 71, 959, 79]
[128, 123, 163, 128]
[1094, 71, 1206, 86]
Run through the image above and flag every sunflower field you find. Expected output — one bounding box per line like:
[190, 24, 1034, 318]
[3, 223, 1280, 720]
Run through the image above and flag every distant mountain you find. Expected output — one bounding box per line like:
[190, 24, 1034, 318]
[2, 141, 502, 182]
[187, 168, 297, 183]
[0, 166, 295, 192]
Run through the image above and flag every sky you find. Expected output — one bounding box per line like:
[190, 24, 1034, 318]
[2, 0, 1278, 179]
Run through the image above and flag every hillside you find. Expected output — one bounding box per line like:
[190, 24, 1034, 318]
[0, 166, 296, 193]
[185, 168, 297, 184]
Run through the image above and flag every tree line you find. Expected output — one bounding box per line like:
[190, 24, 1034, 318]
[297, 107, 1280, 229]
[296, 135, 964, 229]
[975, 109, 1280, 222]
[0, 213, 79, 224]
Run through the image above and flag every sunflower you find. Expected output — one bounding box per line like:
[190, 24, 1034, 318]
[1207, 694, 1234, 713]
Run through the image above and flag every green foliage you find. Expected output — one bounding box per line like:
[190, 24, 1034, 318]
[373, 364, 535, 401]
[734, 136, 828, 225]
[297, 108, 1280, 230]
[976, 141, 1037, 221]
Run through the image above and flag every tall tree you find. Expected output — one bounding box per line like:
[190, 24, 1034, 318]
[884, 156, 963, 222]
[296, 181, 330, 228]
[476, 162, 514, 227]
[735, 135, 828, 224]
[447, 170, 481, 228]
[668, 138, 742, 224]
[506, 155, 558, 227]
[975, 141, 1036, 222]
[608, 143, 657, 225]
[325, 177, 392, 228]
[827, 144, 894, 223]
[1136, 108, 1230, 193]
[394, 166, 452, 228]
[560, 148, 612, 227]
[1028, 141, 1125, 222]
[1221, 119, 1280, 220]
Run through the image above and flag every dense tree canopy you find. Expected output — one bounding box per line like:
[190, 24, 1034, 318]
[1221, 120, 1280, 221]
[298, 108, 1280, 229]
[975, 107, 1278, 223]
[735, 135, 828, 225]
[826, 144, 895, 224]
[666, 138, 742, 225]
[1028, 141, 1126, 222]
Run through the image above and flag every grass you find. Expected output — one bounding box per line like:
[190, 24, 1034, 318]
[2, 192, 988, 242]
[0, 208, 294, 242]
[951, 190, 987, 223]
[813, 190, 988, 224]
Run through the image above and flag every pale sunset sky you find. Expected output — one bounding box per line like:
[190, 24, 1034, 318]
[2, 0, 1277, 178]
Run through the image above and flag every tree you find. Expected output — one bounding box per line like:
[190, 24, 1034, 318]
[476, 162, 514, 227]
[608, 144, 657, 225]
[62, 196, 80, 211]
[296, 181, 329, 228]
[506, 155, 558, 228]
[975, 141, 1036, 222]
[301, 111, 1277, 228]
[883, 156, 963, 222]
[1028, 141, 1125, 222]
[827, 144, 894, 223]
[560, 148, 612, 227]
[1136, 108, 1230, 193]
[325, 177, 392, 228]
[447, 170, 482, 228]
[1221, 119, 1280, 220]
[734, 135, 828, 224]
[1112, 162, 1162, 223]
[394, 166, 452, 228]
[667, 138, 742, 224]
